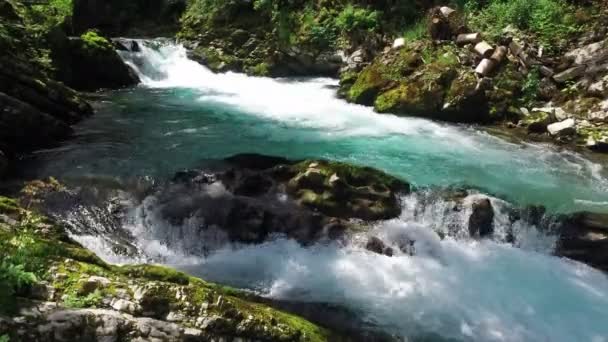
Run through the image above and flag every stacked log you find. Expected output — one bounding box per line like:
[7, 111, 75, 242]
[456, 33, 481, 45]
[474, 41, 494, 58]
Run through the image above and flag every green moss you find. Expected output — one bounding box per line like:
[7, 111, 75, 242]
[374, 82, 443, 116]
[78, 30, 114, 56]
[291, 160, 408, 192]
[249, 62, 270, 76]
[346, 65, 389, 105]
[117, 264, 190, 285]
[0, 197, 20, 215]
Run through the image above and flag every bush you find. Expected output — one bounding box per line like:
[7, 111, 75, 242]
[335, 5, 380, 33]
[466, 0, 581, 52]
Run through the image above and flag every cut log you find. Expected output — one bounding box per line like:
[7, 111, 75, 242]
[474, 41, 494, 58]
[509, 40, 523, 57]
[490, 46, 507, 64]
[475, 58, 496, 76]
[456, 33, 481, 45]
[440, 6, 457, 19]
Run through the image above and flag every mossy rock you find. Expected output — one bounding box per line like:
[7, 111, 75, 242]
[0, 196, 337, 341]
[287, 160, 409, 220]
[522, 111, 551, 133]
[347, 65, 391, 105]
[374, 81, 444, 116]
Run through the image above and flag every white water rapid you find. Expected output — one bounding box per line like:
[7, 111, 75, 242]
[73, 40, 608, 341]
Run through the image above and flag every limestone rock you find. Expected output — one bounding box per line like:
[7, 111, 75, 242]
[392, 38, 405, 49]
[553, 65, 587, 83]
[557, 212, 608, 272]
[547, 119, 576, 136]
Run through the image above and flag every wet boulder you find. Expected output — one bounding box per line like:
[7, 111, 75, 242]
[51, 31, 140, 91]
[365, 236, 394, 257]
[161, 154, 409, 245]
[468, 197, 495, 238]
[556, 211, 608, 272]
[0, 150, 7, 177]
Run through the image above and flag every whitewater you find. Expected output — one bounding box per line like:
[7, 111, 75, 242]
[41, 40, 608, 341]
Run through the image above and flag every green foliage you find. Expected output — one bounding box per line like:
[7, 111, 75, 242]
[403, 19, 428, 42]
[335, 5, 379, 33]
[117, 264, 190, 285]
[0, 334, 9, 342]
[466, 0, 582, 52]
[80, 30, 113, 52]
[64, 289, 104, 308]
[522, 67, 541, 105]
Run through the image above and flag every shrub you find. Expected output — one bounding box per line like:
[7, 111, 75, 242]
[466, 0, 581, 52]
[335, 5, 380, 33]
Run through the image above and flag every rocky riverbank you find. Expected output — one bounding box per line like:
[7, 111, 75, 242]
[0, 193, 342, 341]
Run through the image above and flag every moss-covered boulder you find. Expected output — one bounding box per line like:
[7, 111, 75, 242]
[0, 196, 338, 341]
[341, 39, 525, 124]
[287, 160, 409, 221]
[51, 30, 140, 91]
[155, 154, 410, 244]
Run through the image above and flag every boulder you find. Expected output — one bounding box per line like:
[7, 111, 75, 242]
[553, 65, 587, 83]
[365, 236, 394, 256]
[0, 92, 72, 156]
[52, 32, 140, 91]
[162, 155, 409, 245]
[557, 212, 608, 272]
[468, 197, 494, 238]
[564, 39, 608, 65]
[547, 118, 576, 136]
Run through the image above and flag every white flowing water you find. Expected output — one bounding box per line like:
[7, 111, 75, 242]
[51, 40, 608, 341]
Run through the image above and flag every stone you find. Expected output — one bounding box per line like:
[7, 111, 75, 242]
[553, 65, 587, 83]
[587, 80, 607, 97]
[78, 276, 111, 295]
[365, 236, 393, 257]
[557, 212, 608, 272]
[111, 299, 138, 314]
[547, 119, 576, 136]
[589, 111, 608, 122]
[392, 38, 405, 49]
[564, 40, 608, 65]
[468, 197, 495, 238]
[539, 66, 554, 77]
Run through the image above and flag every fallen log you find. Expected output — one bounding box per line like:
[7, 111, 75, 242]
[474, 41, 494, 58]
[456, 33, 481, 45]
[440, 6, 457, 19]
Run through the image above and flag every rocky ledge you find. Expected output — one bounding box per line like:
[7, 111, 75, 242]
[0, 196, 338, 341]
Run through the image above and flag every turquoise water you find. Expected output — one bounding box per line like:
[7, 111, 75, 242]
[28, 78, 608, 212]
[25, 42, 608, 342]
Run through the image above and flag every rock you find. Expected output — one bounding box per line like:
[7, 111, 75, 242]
[564, 39, 608, 65]
[468, 197, 495, 238]
[553, 65, 587, 83]
[111, 299, 138, 314]
[523, 110, 552, 133]
[557, 212, 608, 272]
[365, 236, 394, 257]
[52, 32, 140, 91]
[538, 78, 558, 101]
[539, 65, 554, 78]
[0, 92, 73, 155]
[587, 80, 607, 97]
[78, 276, 112, 295]
[589, 111, 608, 122]
[547, 118, 576, 136]
[392, 38, 405, 49]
